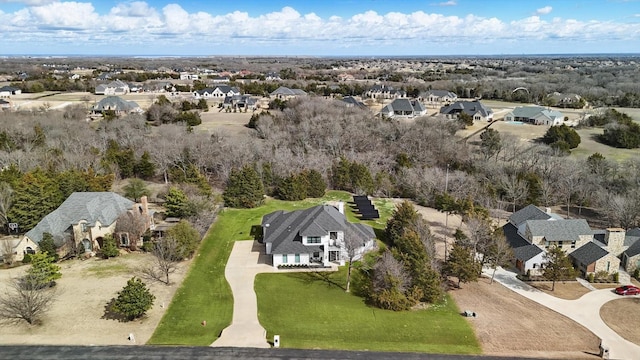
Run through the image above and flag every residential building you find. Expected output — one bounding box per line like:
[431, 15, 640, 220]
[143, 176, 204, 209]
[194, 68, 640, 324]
[547, 92, 584, 108]
[92, 96, 141, 116]
[440, 100, 493, 122]
[0, 237, 38, 263]
[380, 98, 427, 119]
[262, 204, 375, 268]
[0, 86, 21, 98]
[0, 99, 11, 110]
[270, 86, 307, 100]
[179, 72, 199, 80]
[341, 96, 367, 109]
[24, 193, 152, 258]
[193, 86, 240, 99]
[364, 84, 406, 99]
[94, 80, 130, 95]
[504, 106, 564, 126]
[422, 90, 457, 104]
[223, 95, 258, 111]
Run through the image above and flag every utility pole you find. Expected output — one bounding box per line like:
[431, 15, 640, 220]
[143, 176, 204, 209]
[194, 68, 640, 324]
[444, 163, 450, 261]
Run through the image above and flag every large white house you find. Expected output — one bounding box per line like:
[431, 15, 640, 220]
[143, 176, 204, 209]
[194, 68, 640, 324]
[504, 106, 564, 126]
[261, 204, 375, 268]
[193, 86, 240, 99]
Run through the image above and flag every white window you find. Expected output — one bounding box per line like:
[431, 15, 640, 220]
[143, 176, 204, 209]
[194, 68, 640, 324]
[119, 233, 129, 247]
[307, 236, 321, 244]
[282, 254, 288, 264]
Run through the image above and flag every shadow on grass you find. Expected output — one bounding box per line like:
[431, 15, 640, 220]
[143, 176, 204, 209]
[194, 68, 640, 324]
[294, 271, 346, 291]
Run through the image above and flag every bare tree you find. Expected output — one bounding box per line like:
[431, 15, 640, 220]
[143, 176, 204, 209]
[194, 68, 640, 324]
[0, 276, 57, 325]
[499, 173, 529, 213]
[343, 225, 366, 293]
[0, 182, 13, 231]
[142, 237, 179, 285]
[372, 250, 411, 294]
[1, 240, 15, 265]
[462, 215, 493, 265]
[602, 193, 640, 230]
[485, 231, 514, 284]
[115, 211, 148, 250]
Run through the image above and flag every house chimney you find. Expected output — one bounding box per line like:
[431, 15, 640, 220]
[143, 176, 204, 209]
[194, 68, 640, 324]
[338, 202, 344, 214]
[545, 207, 552, 214]
[140, 196, 149, 216]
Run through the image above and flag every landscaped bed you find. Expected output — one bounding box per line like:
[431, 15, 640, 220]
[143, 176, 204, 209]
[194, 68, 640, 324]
[255, 269, 480, 354]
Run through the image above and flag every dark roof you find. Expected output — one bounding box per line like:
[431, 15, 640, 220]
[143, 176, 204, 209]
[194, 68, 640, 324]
[380, 99, 426, 117]
[569, 241, 609, 265]
[509, 204, 551, 227]
[93, 96, 139, 112]
[25, 192, 134, 245]
[341, 96, 366, 108]
[502, 223, 543, 261]
[439, 100, 493, 117]
[271, 86, 306, 96]
[624, 239, 640, 258]
[425, 90, 457, 98]
[262, 205, 374, 255]
[526, 219, 592, 242]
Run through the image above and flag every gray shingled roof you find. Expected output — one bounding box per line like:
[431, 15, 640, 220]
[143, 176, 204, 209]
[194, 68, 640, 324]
[569, 241, 609, 265]
[526, 219, 593, 242]
[25, 192, 134, 245]
[503, 223, 543, 261]
[509, 204, 551, 227]
[439, 100, 493, 117]
[624, 239, 640, 258]
[271, 86, 307, 96]
[262, 205, 374, 255]
[380, 99, 426, 117]
[425, 90, 457, 98]
[93, 96, 140, 112]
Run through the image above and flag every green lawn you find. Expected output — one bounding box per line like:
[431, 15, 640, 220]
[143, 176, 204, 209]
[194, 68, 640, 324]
[148, 190, 376, 345]
[255, 269, 480, 354]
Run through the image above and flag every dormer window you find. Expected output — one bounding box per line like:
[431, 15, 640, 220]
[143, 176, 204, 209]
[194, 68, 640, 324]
[307, 236, 321, 244]
[330, 232, 338, 240]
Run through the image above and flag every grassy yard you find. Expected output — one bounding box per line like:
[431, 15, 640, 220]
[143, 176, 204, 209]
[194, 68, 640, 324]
[255, 269, 480, 354]
[148, 190, 382, 345]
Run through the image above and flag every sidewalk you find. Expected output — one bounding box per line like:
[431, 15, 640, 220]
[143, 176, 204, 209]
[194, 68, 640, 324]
[486, 267, 640, 360]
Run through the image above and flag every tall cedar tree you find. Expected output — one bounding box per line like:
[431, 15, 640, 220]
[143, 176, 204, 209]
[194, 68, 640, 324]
[444, 242, 481, 288]
[542, 246, 576, 291]
[39, 233, 58, 261]
[26, 253, 61, 289]
[223, 165, 264, 208]
[111, 277, 155, 321]
[123, 178, 150, 202]
[164, 187, 192, 218]
[385, 200, 420, 247]
[134, 151, 156, 179]
[167, 220, 200, 259]
[8, 169, 62, 232]
[303, 169, 326, 198]
[394, 230, 443, 303]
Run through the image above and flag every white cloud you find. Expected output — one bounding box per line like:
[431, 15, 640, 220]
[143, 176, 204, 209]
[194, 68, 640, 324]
[0, 3, 637, 54]
[0, 0, 59, 5]
[437, 1, 457, 6]
[535, 6, 553, 15]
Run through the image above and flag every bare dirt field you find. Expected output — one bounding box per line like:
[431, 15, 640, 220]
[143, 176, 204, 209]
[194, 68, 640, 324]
[197, 110, 254, 138]
[600, 298, 640, 346]
[450, 277, 601, 359]
[0, 252, 190, 346]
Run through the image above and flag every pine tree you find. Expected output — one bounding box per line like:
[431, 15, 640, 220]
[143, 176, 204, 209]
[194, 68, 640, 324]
[26, 253, 61, 289]
[542, 246, 576, 291]
[123, 178, 150, 202]
[303, 169, 326, 198]
[8, 169, 63, 232]
[111, 277, 155, 321]
[223, 165, 264, 208]
[444, 243, 481, 288]
[101, 234, 120, 258]
[385, 201, 420, 246]
[134, 151, 156, 179]
[39, 233, 58, 261]
[165, 187, 192, 218]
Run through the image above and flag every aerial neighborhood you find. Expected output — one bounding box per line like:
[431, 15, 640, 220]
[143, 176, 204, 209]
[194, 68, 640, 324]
[1, 53, 640, 360]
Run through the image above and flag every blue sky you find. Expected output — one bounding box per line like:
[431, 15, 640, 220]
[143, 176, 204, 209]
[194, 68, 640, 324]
[0, 0, 639, 55]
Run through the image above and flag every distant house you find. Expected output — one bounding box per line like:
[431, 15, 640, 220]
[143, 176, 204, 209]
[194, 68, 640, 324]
[0, 237, 37, 263]
[341, 96, 367, 109]
[270, 86, 307, 100]
[337, 73, 356, 82]
[92, 96, 141, 116]
[210, 76, 230, 84]
[0, 99, 11, 110]
[95, 80, 130, 95]
[179, 72, 199, 80]
[547, 92, 584, 108]
[193, 86, 240, 99]
[0, 86, 21, 98]
[504, 106, 564, 126]
[422, 90, 457, 104]
[265, 72, 282, 81]
[24, 193, 152, 257]
[364, 84, 406, 99]
[262, 204, 375, 268]
[223, 95, 258, 111]
[380, 98, 427, 119]
[440, 100, 493, 122]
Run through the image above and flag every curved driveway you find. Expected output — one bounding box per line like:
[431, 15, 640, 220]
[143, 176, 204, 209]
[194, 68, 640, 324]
[488, 267, 640, 360]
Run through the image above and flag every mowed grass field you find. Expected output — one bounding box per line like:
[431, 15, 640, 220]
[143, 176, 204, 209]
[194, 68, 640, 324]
[147, 191, 394, 346]
[256, 270, 480, 354]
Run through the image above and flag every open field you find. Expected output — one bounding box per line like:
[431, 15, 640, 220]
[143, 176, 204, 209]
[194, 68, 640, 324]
[600, 298, 640, 346]
[0, 252, 190, 346]
[450, 277, 600, 359]
[255, 270, 480, 354]
[197, 110, 253, 138]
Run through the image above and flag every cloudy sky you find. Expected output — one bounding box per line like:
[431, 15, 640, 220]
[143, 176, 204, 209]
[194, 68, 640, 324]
[0, 0, 639, 56]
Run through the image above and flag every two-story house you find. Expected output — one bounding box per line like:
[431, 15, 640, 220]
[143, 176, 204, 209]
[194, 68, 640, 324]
[261, 204, 375, 268]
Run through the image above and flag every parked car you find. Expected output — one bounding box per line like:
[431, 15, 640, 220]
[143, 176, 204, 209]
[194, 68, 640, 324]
[614, 285, 640, 295]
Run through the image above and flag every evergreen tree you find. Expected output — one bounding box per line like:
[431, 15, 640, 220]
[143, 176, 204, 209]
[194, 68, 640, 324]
[276, 174, 307, 201]
[101, 234, 120, 258]
[385, 201, 420, 246]
[111, 277, 155, 321]
[443, 243, 481, 288]
[123, 178, 150, 202]
[223, 165, 264, 208]
[349, 162, 374, 195]
[165, 187, 193, 218]
[134, 151, 156, 179]
[39, 233, 58, 261]
[167, 220, 200, 259]
[542, 124, 581, 149]
[8, 169, 63, 232]
[26, 253, 61, 289]
[303, 169, 326, 198]
[331, 157, 352, 191]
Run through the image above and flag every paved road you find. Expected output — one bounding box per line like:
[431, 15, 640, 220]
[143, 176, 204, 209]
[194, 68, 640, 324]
[211, 240, 277, 348]
[488, 267, 640, 360]
[0, 345, 540, 360]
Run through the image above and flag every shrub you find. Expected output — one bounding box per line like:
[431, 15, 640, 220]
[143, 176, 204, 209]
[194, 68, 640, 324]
[101, 234, 120, 259]
[22, 253, 32, 264]
[111, 277, 155, 321]
[634, 268, 640, 280]
[612, 272, 619, 283]
[587, 273, 595, 283]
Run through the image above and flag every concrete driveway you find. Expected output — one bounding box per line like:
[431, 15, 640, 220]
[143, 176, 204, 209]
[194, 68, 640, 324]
[487, 267, 640, 360]
[210, 240, 277, 348]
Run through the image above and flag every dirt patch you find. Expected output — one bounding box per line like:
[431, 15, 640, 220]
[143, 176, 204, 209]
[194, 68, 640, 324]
[196, 110, 254, 139]
[450, 277, 600, 359]
[600, 298, 640, 346]
[528, 281, 591, 300]
[0, 252, 190, 345]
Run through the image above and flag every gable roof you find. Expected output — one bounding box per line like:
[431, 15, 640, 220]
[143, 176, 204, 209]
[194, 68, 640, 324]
[425, 89, 457, 98]
[569, 241, 609, 265]
[25, 192, 134, 245]
[262, 205, 374, 255]
[271, 86, 307, 96]
[93, 96, 140, 112]
[212, 85, 239, 94]
[525, 219, 593, 242]
[381, 98, 426, 116]
[509, 204, 551, 227]
[502, 223, 543, 261]
[624, 238, 640, 258]
[341, 96, 366, 108]
[508, 106, 564, 123]
[439, 100, 493, 117]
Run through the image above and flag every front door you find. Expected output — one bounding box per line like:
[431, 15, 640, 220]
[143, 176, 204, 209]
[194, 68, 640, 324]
[329, 250, 340, 262]
[82, 239, 92, 253]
